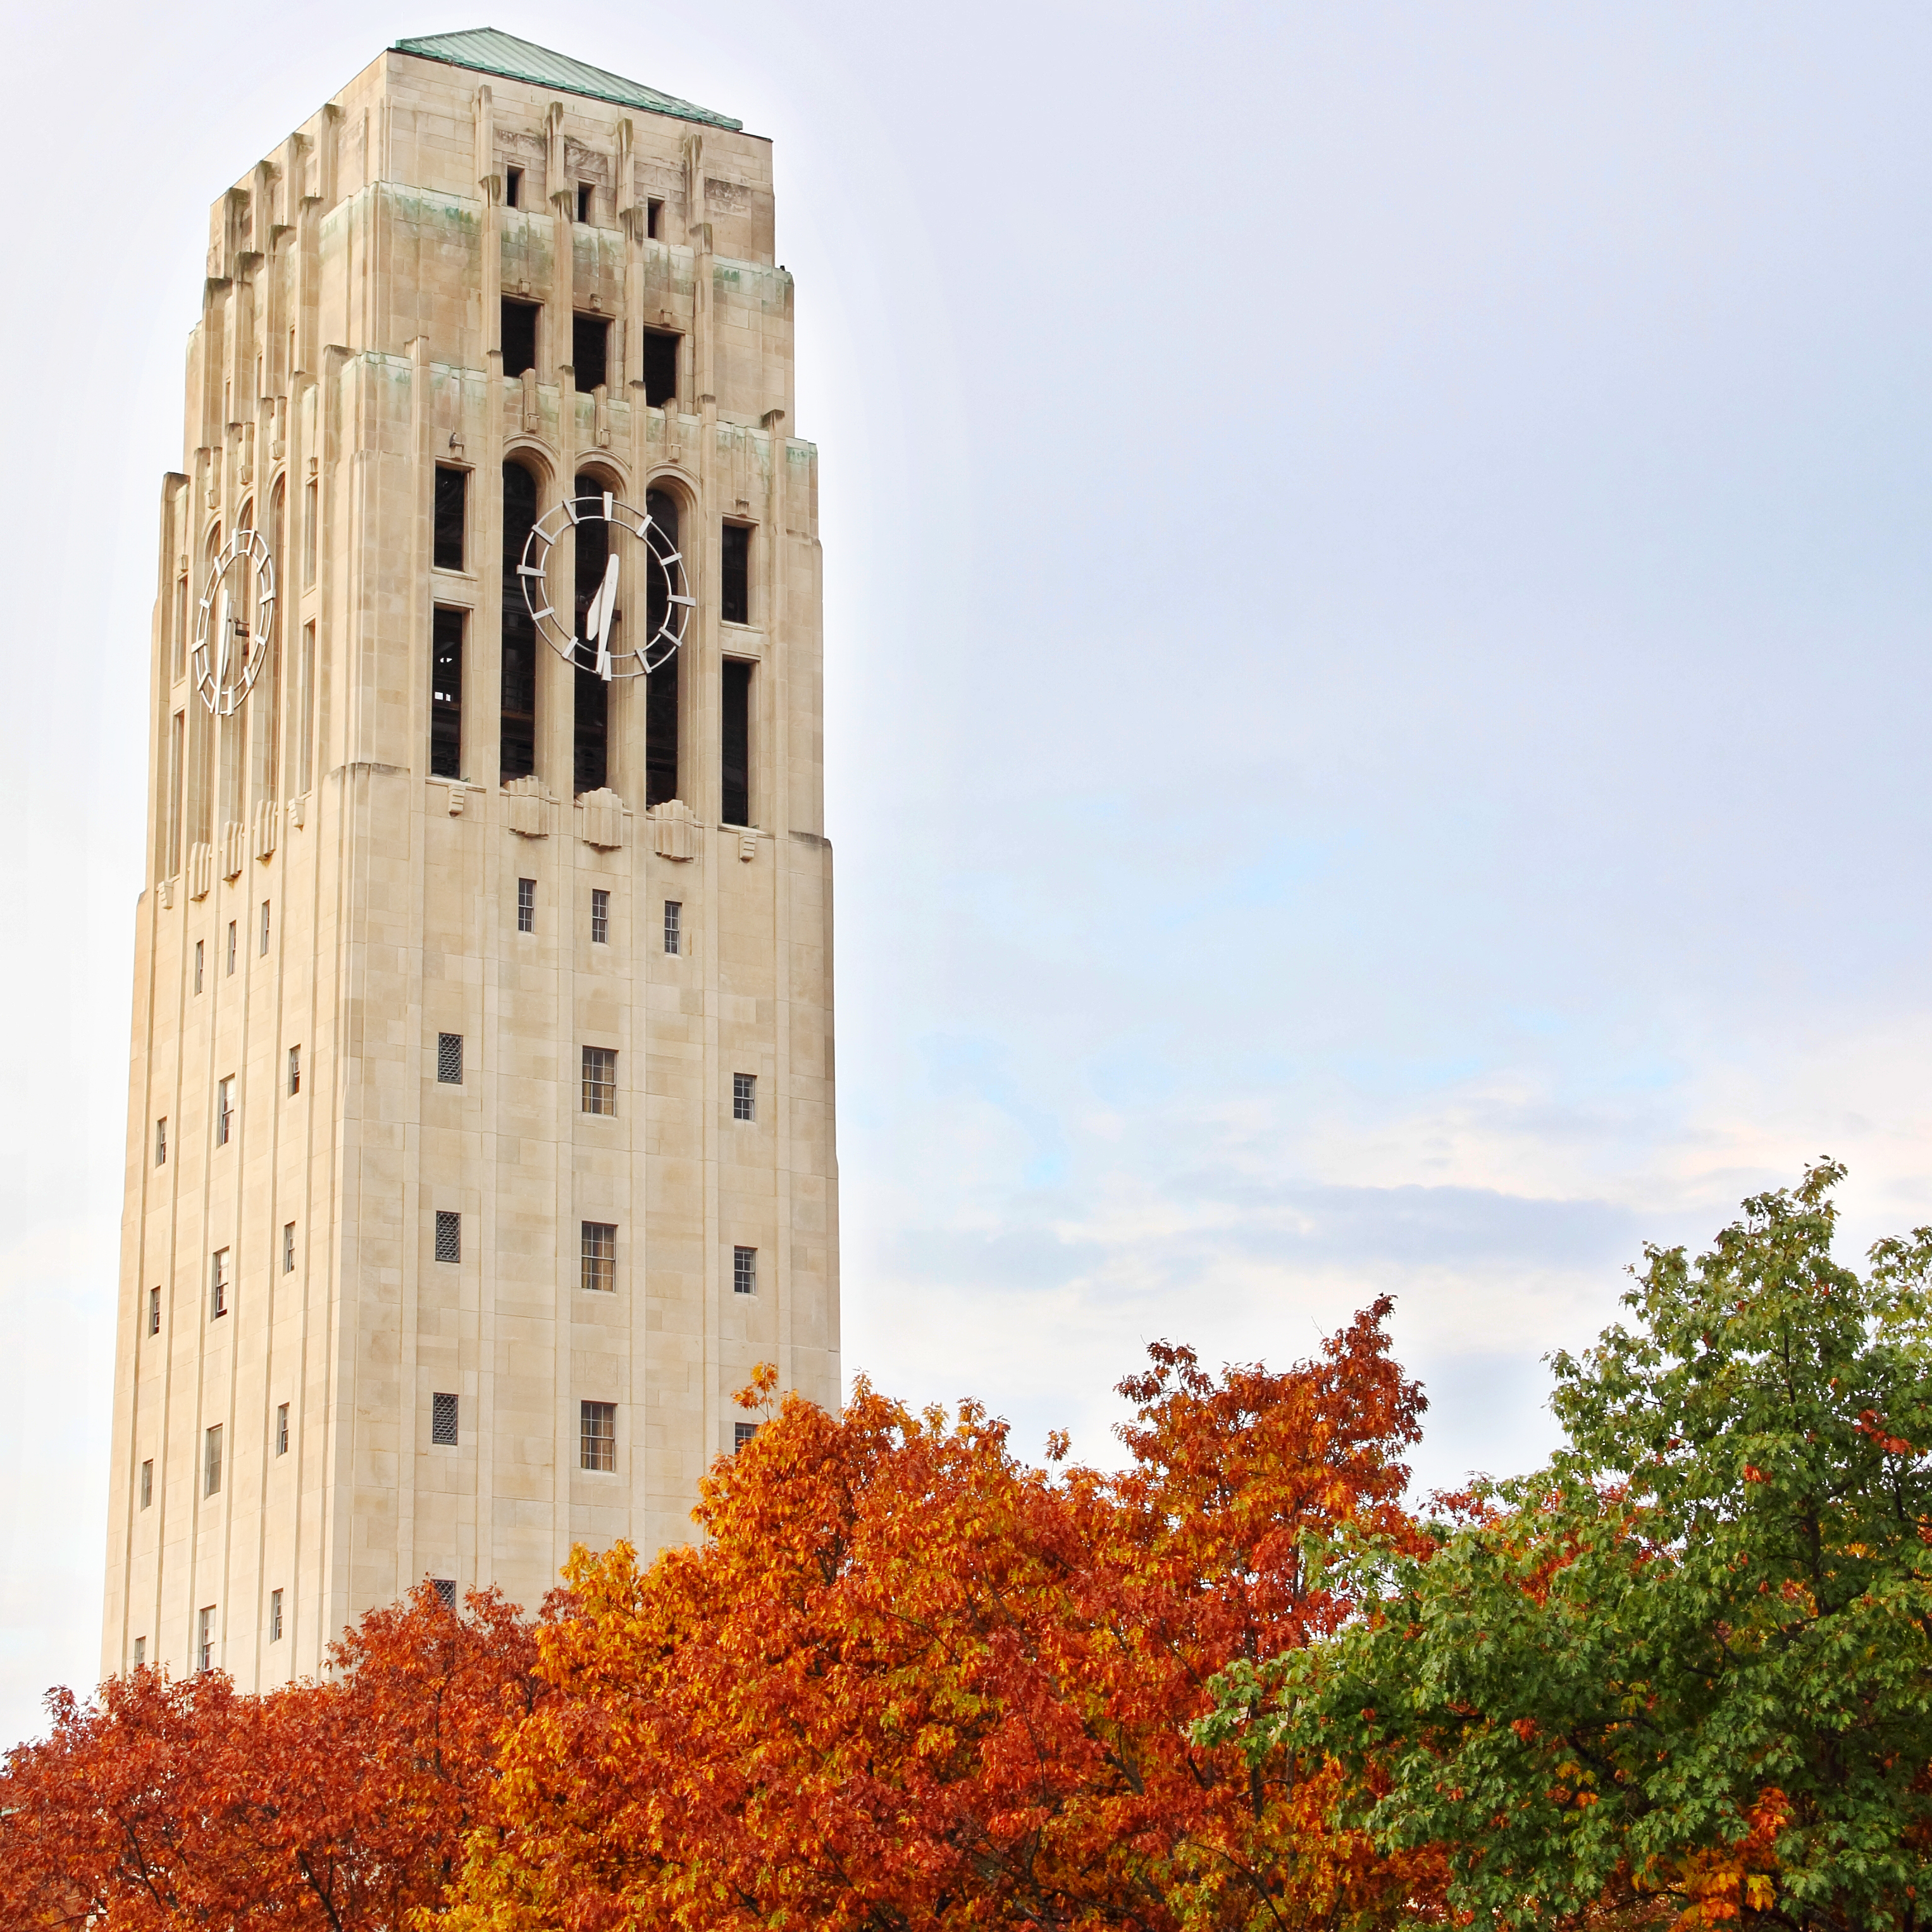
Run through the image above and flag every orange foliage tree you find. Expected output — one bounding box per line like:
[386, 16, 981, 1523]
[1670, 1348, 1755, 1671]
[444, 1299, 1435, 1932]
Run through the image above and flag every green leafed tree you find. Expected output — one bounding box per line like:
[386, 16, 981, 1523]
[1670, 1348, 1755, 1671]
[1204, 1161, 1932, 1931]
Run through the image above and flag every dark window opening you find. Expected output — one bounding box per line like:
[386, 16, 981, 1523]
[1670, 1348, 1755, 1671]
[576, 181, 592, 224]
[500, 462, 539, 779]
[505, 165, 523, 208]
[430, 606, 464, 779]
[721, 522, 751, 625]
[435, 1210, 461, 1264]
[721, 659, 752, 826]
[437, 1032, 464, 1084]
[572, 469, 611, 793]
[433, 466, 467, 571]
[431, 1392, 459, 1446]
[646, 197, 663, 239]
[573, 315, 609, 392]
[640, 330, 678, 409]
[501, 299, 539, 381]
[644, 488, 680, 806]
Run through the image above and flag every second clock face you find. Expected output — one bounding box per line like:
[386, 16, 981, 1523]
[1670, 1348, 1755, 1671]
[519, 490, 693, 681]
[193, 527, 276, 717]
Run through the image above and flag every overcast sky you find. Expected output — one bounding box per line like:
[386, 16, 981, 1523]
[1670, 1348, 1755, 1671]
[4, 1, 1930, 1743]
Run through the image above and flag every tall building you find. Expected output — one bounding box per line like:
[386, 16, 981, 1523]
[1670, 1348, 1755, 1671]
[100, 30, 838, 1688]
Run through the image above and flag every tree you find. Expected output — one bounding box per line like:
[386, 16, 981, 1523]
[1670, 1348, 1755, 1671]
[445, 1304, 1435, 1932]
[1208, 1162, 1932, 1931]
[0, 1581, 544, 1931]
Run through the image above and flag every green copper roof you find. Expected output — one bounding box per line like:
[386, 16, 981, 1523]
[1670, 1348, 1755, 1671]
[392, 28, 742, 130]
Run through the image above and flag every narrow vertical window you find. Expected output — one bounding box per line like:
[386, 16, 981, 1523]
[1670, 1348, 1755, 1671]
[734, 1420, 759, 1452]
[433, 466, 468, 571]
[645, 197, 664, 240]
[581, 1046, 617, 1116]
[500, 462, 539, 777]
[210, 1249, 230, 1318]
[259, 900, 271, 955]
[640, 331, 678, 407]
[733, 1072, 757, 1122]
[269, 1588, 284, 1640]
[571, 468, 609, 794]
[590, 888, 609, 944]
[643, 488, 681, 806]
[204, 1424, 223, 1496]
[198, 1606, 215, 1672]
[664, 901, 682, 954]
[517, 877, 535, 933]
[435, 1210, 461, 1263]
[216, 1077, 234, 1147]
[148, 1286, 161, 1336]
[282, 1222, 295, 1273]
[431, 1392, 459, 1446]
[140, 1458, 153, 1507]
[721, 523, 751, 625]
[721, 659, 752, 825]
[581, 1220, 616, 1292]
[580, 1400, 616, 1471]
[572, 316, 609, 390]
[500, 300, 539, 382]
[288, 1045, 300, 1095]
[297, 621, 316, 795]
[194, 941, 204, 993]
[133, 1635, 147, 1667]
[155, 1118, 167, 1166]
[226, 920, 237, 975]
[174, 573, 189, 680]
[276, 1402, 289, 1454]
[302, 481, 316, 586]
[437, 1032, 464, 1084]
[733, 1246, 757, 1296]
[164, 711, 185, 876]
[576, 182, 592, 223]
[431, 605, 464, 778]
[505, 164, 523, 208]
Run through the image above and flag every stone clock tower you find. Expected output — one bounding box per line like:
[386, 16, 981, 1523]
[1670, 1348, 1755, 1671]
[100, 30, 838, 1688]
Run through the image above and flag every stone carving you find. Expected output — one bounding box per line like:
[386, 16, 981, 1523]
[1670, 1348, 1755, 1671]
[288, 793, 306, 829]
[648, 797, 697, 861]
[188, 842, 215, 901]
[578, 786, 626, 849]
[739, 830, 757, 862]
[504, 772, 558, 837]
[221, 821, 247, 880]
[252, 798, 278, 861]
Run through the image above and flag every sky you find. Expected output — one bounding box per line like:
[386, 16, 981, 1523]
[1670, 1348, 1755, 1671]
[4, 0, 1932, 1743]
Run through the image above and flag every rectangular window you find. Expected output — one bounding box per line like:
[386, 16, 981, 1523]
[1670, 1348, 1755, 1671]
[198, 1606, 215, 1672]
[435, 1210, 461, 1264]
[664, 901, 681, 955]
[505, 164, 523, 208]
[302, 482, 316, 586]
[500, 463, 538, 779]
[282, 1223, 295, 1273]
[259, 900, 271, 955]
[216, 1077, 234, 1146]
[133, 1635, 147, 1668]
[194, 940, 204, 993]
[204, 1424, 223, 1496]
[297, 621, 316, 795]
[733, 1245, 757, 1296]
[437, 1032, 464, 1084]
[640, 329, 678, 407]
[581, 1220, 616, 1293]
[148, 1286, 161, 1336]
[174, 574, 189, 679]
[226, 920, 237, 975]
[431, 1391, 459, 1446]
[733, 1072, 757, 1122]
[721, 659, 752, 825]
[590, 888, 609, 944]
[164, 710, 185, 874]
[581, 1046, 617, 1116]
[269, 1588, 284, 1641]
[155, 1117, 167, 1166]
[734, 1420, 759, 1452]
[721, 523, 751, 625]
[573, 313, 609, 391]
[433, 1577, 458, 1611]
[433, 466, 467, 571]
[211, 1249, 229, 1318]
[646, 196, 664, 239]
[431, 606, 464, 778]
[288, 1046, 300, 1096]
[140, 1458, 153, 1508]
[502, 299, 539, 380]
[580, 1400, 616, 1471]
[576, 180, 592, 224]
[276, 1402, 289, 1454]
[517, 877, 535, 933]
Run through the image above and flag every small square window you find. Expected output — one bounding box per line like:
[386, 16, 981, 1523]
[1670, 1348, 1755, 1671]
[269, 1588, 284, 1641]
[733, 1246, 757, 1296]
[432, 1577, 458, 1611]
[582, 1046, 617, 1116]
[226, 920, 237, 975]
[434, 465, 468, 572]
[133, 1635, 146, 1668]
[580, 1400, 616, 1471]
[276, 1401, 289, 1454]
[431, 1391, 459, 1446]
[282, 1222, 296, 1273]
[435, 1210, 461, 1264]
[216, 1076, 235, 1146]
[437, 1032, 464, 1084]
[148, 1285, 161, 1336]
[733, 1072, 756, 1122]
[204, 1423, 223, 1497]
[139, 1458, 153, 1508]
[211, 1249, 230, 1319]
[197, 1606, 215, 1673]
[287, 1046, 300, 1096]
[591, 888, 609, 944]
[734, 1420, 759, 1452]
[155, 1117, 167, 1165]
[581, 1220, 616, 1293]
[517, 877, 535, 934]
[194, 940, 204, 993]
[664, 900, 681, 955]
[259, 900, 271, 955]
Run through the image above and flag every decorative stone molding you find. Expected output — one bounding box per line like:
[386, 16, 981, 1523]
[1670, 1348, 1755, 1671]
[159, 877, 175, 910]
[578, 786, 626, 849]
[504, 773, 558, 838]
[446, 783, 469, 818]
[187, 842, 215, 901]
[288, 793, 306, 829]
[648, 797, 697, 861]
[252, 798, 278, 861]
[221, 821, 247, 880]
[738, 830, 757, 862]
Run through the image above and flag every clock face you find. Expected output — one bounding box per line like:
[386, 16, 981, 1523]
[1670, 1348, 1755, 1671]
[519, 490, 692, 681]
[192, 527, 276, 717]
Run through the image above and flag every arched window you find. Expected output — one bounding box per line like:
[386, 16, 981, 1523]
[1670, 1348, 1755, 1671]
[500, 461, 540, 780]
[572, 469, 611, 794]
[252, 480, 285, 807]
[644, 487, 679, 807]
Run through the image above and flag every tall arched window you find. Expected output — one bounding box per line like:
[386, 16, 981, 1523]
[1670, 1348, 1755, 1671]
[644, 487, 679, 807]
[500, 461, 540, 780]
[252, 480, 285, 807]
[572, 468, 610, 794]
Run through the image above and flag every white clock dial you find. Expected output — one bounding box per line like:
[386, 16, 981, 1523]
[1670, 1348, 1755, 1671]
[519, 490, 693, 681]
[192, 526, 276, 717]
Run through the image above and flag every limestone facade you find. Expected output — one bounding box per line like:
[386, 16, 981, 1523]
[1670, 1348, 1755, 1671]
[99, 34, 838, 1688]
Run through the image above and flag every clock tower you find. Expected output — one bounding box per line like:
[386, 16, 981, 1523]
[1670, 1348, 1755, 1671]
[101, 30, 839, 1687]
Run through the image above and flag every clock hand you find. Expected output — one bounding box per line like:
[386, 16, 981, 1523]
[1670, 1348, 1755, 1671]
[592, 552, 619, 679]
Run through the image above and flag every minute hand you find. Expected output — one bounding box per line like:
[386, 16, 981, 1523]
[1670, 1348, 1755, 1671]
[589, 554, 620, 678]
